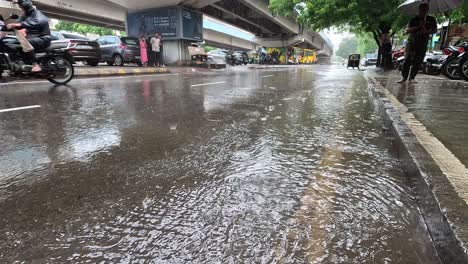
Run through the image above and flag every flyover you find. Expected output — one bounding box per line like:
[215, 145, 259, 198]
[0, 0, 257, 52]
[0, 0, 333, 62]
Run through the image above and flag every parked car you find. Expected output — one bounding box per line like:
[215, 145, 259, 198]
[96, 36, 141, 66]
[364, 53, 378, 66]
[50, 31, 101, 66]
[207, 49, 227, 64]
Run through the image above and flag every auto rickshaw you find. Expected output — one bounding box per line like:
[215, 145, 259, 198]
[347, 53, 361, 69]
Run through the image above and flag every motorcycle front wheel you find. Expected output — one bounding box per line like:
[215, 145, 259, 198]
[459, 57, 468, 81]
[47, 57, 74, 85]
[443, 57, 461, 80]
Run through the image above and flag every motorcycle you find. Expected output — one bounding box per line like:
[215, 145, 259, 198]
[0, 14, 74, 84]
[396, 55, 405, 72]
[440, 43, 468, 80]
[259, 53, 276, 65]
[392, 48, 405, 70]
[458, 51, 468, 81]
[225, 52, 237, 66]
[423, 52, 444, 75]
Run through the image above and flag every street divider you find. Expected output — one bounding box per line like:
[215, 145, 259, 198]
[75, 67, 170, 77]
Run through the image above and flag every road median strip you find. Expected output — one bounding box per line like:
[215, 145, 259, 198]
[75, 67, 170, 77]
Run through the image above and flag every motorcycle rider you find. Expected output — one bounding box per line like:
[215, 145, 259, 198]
[2, 0, 51, 72]
[258, 46, 267, 63]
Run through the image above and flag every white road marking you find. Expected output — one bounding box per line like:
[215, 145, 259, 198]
[262, 75, 275, 78]
[370, 77, 468, 204]
[0, 105, 41, 113]
[0, 73, 179, 87]
[190, 81, 226, 87]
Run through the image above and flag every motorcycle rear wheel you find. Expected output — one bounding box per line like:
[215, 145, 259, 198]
[443, 57, 461, 80]
[47, 58, 74, 85]
[459, 57, 468, 81]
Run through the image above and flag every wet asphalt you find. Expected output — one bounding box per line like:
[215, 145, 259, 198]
[0, 66, 440, 263]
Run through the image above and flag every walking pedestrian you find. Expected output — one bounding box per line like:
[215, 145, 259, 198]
[151, 32, 162, 67]
[139, 35, 148, 67]
[398, 3, 437, 83]
[159, 37, 165, 67]
[379, 31, 392, 68]
[146, 33, 153, 66]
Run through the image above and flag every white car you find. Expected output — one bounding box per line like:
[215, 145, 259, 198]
[207, 49, 227, 64]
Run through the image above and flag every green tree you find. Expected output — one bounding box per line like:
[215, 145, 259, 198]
[269, 0, 409, 69]
[335, 36, 358, 58]
[54, 21, 120, 36]
[357, 33, 379, 56]
[202, 45, 217, 52]
[270, 0, 407, 45]
[448, 1, 468, 24]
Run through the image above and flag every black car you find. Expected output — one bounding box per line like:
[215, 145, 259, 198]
[50, 31, 101, 66]
[96, 36, 141, 66]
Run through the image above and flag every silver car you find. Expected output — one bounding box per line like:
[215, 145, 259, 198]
[207, 49, 227, 64]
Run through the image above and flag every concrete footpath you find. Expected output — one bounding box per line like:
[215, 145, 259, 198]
[367, 71, 468, 262]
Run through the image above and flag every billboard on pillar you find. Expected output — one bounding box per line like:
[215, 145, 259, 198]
[127, 7, 178, 39]
[127, 7, 203, 42]
[181, 8, 203, 41]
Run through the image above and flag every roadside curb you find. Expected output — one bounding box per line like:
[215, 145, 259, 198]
[75, 67, 170, 77]
[367, 76, 468, 263]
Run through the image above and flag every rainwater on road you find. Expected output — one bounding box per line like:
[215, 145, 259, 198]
[0, 66, 440, 263]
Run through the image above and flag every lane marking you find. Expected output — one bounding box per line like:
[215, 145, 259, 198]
[190, 81, 226, 87]
[370, 77, 468, 204]
[0, 105, 41, 113]
[262, 75, 275, 78]
[0, 73, 179, 87]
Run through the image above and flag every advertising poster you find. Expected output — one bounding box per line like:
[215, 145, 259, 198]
[127, 7, 178, 39]
[182, 8, 203, 41]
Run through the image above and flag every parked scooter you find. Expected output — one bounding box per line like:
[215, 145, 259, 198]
[258, 53, 279, 65]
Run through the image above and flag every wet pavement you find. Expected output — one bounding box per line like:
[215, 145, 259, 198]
[375, 73, 468, 172]
[0, 66, 440, 263]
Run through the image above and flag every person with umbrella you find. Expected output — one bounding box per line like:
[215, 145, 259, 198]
[398, 2, 437, 83]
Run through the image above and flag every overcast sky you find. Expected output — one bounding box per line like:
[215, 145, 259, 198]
[324, 29, 352, 52]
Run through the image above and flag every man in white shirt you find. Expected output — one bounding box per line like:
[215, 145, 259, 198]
[150, 32, 161, 67]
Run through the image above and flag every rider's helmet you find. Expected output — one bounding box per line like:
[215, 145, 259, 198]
[16, 0, 34, 12]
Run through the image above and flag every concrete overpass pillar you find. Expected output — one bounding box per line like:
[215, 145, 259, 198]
[126, 6, 204, 65]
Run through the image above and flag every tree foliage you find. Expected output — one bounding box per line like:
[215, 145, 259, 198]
[357, 33, 379, 56]
[202, 45, 217, 52]
[335, 36, 358, 58]
[447, 1, 468, 24]
[335, 34, 378, 58]
[270, 0, 468, 45]
[54, 21, 118, 36]
[270, 0, 407, 45]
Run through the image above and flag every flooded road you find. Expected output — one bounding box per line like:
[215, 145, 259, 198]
[0, 66, 440, 263]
